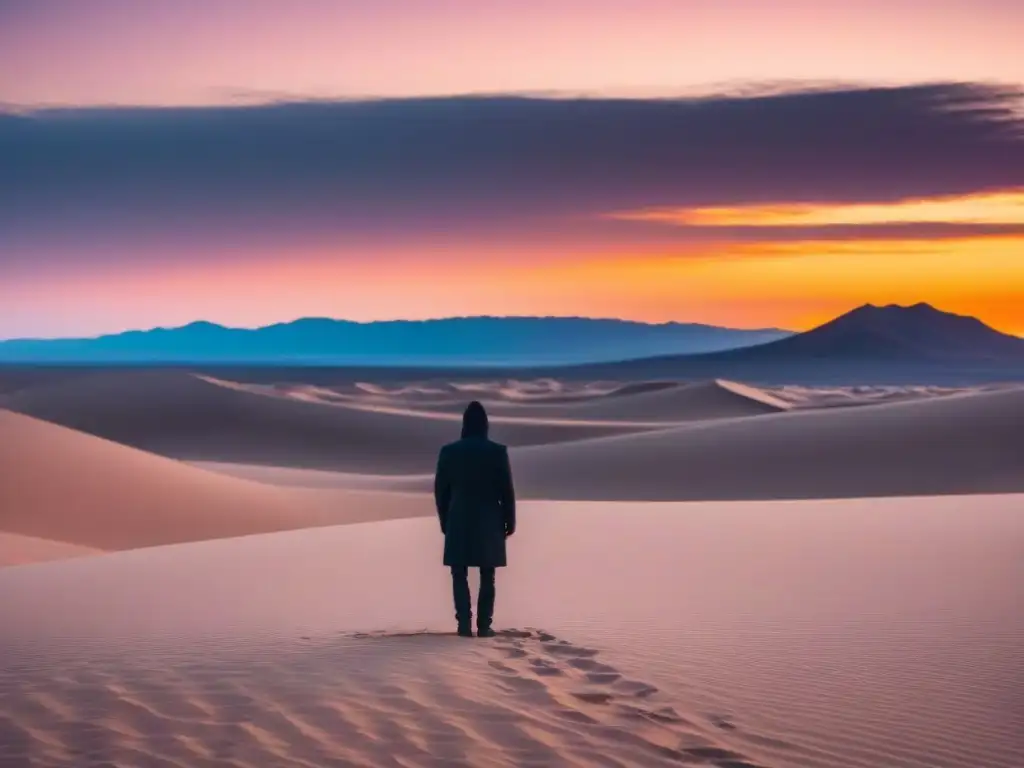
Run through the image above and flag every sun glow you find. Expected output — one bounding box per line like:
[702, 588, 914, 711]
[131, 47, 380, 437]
[611, 190, 1024, 228]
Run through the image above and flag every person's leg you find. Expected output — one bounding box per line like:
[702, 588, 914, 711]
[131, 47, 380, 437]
[450, 566, 473, 635]
[477, 567, 496, 635]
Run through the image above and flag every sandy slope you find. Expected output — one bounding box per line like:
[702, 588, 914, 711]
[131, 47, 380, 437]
[284, 378, 790, 422]
[764, 383, 998, 409]
[0, 496, 1020, 768]
[0, 409, 427, 553]
[0, 532, 102, 567]
[501, 386, 1024, 500]
[299, 387, 1024, 501]
[441, 379, 788, 421]
[4, 370, 1021, 560]
[5, 370, 648, 472]
[210, 385, 1024, 502]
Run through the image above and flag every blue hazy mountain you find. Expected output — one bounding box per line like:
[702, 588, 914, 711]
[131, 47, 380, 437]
[563, 303, 1024, 385]
[0, 316, 791, 366]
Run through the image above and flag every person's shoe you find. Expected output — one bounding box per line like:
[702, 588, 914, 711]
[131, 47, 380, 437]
[476, 626, 496, 638]
[456, 624, 474, 638]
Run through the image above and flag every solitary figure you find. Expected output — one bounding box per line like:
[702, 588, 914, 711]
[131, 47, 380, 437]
[434, 401, 516, 637]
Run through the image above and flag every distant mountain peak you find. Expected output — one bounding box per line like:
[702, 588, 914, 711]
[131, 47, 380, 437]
[853, 301, 941, 315]
[838, 301, 992, 330]
[759, 302, 1022, 362]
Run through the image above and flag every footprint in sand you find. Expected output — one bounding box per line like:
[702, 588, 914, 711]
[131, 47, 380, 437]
[707, 713, 737, 731]
[483, 629, 763, 768]
[494, 673, 547, 694]
[528, 657, 564, 677]
[616, 702, 689, 725]
[565, 657, 618, 673]
[540, 642, 599, 658]
[495, 629, 533, 639]
[570, 690, 615, 705]
[613, 679, 659, 698]
[584, 671, 622, 684]
[680, 745, 765, 768]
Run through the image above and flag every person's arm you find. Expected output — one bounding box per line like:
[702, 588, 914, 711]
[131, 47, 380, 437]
[434, 448, 451, 534]
[499, 446, 516, 537]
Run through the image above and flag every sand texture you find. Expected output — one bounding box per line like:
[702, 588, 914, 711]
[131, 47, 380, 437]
[0, 409, 426, 550]
[1, 497, 1022, 768]
[194, 384, 1024, 502]
[1, 368, 1022, 767]
[0, 532, 101, 567]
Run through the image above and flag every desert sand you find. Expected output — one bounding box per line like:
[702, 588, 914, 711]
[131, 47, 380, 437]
[193, 382, 1024, 502]
[0, 409, 426, 550]
[1, 497, 1021, 768]
[4, 370, 656, 472]
[0, 532, 101, 567]
[1, 369, 1022, 767]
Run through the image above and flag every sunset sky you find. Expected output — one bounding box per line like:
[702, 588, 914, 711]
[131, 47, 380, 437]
[2, 0, 1023, 338]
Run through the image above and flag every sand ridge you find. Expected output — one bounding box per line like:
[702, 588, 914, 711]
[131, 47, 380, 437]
[5, 370, 654, 472]
[195, 385, 1024, 502]
[502, 384, 1024, 500]
[0, 408, 429, 552]
[438, 379, 791, 421]
[5, 373, 1023, 561]
[0, 532, 102, 567]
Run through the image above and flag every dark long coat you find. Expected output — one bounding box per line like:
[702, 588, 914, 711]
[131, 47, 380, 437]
[434, 437, 516, 568]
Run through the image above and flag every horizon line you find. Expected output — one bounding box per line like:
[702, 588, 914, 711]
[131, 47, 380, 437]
[0, 313, 798, 344]
[4, 301, 1023, 344]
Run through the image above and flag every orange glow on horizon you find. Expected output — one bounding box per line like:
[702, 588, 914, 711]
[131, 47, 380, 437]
[610, 190, 1024, 228]
[10, 233, 1020, 340]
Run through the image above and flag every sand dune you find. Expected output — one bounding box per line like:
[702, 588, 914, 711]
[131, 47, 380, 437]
[319, 385, 1020, 500]
[0, 408, 429, 553]
[270, 378, 789, 422]
[5, 369, 648, 472]
[219, 385, 1024, 501]
[1, 496, 1020, 768]
[764, 383, 993, 409]
[503, 386, 1024, 500]
[0, 366, 100, 396]
[542, 378, 790, 420]
[0, 532, 102, 567]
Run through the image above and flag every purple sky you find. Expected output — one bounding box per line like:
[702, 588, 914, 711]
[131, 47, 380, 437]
[1, 1, 1023, 337]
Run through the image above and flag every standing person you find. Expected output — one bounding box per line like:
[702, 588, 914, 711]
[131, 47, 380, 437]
[434, 401, 516, 638]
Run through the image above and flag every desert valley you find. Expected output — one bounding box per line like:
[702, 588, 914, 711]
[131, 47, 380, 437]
[0, 303, 1021, 768]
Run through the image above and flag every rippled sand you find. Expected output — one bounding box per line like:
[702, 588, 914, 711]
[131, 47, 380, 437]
[1, 496, 1021, 768]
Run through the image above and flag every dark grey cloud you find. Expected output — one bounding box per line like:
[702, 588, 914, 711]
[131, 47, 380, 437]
[2, 82, 1023, 269]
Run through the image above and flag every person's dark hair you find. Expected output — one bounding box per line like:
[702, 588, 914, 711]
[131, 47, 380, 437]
[461, 400, 489, 439]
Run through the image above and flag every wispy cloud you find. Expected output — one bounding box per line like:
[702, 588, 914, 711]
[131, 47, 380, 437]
[2, 82, 1023, 272]
[603, 189, 1024, 243]
[610, 190, 1024, 227]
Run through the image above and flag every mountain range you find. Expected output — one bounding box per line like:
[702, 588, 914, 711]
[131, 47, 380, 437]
[0, 316, 789, 366]
[2, 305, 1022, 386]
[566, 303, 1024, 384]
